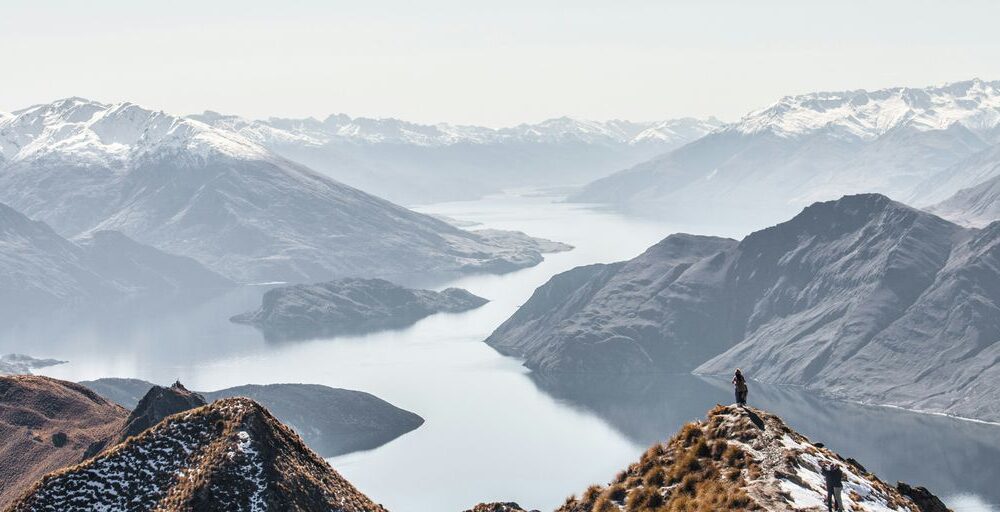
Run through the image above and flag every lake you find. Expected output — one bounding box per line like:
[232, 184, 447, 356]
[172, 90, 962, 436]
[12, 191, 999, 512]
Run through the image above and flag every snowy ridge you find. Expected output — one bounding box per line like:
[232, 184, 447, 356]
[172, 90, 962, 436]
[733, 78, 1000, 140]
[8, 397, 388, 512]
[0, 97, 272, 166]
[191, 111, 723, 148]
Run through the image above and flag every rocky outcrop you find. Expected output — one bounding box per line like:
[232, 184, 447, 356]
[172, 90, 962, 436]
[7, 398, 388, 512]
[897, 482, 951, 512]
[488, 194, 1000, 422]
[232, 278, 489, 341]
[555, 405, 947, 511]
[118, 382, 206, 441]
[0, 376, 128, 509]
[81, 378, 425, 457]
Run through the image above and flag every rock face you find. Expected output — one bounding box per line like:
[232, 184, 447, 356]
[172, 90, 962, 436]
[0, 375, 128, 509]
[232, 278, 489, 341]
[118, 382, 207, 441]
[570, 79, 1000, 229]
[556, 405, 944, 512]
[7, 397, 388, 512]
[192, 110, 723, 205]
[0, 202, 232, 319]
[489, 194, 1000, 422]
[81, 378, 425, 457]
[0, 98, 568, 284]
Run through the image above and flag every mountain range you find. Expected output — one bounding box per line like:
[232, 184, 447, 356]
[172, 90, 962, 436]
[0, 98, 568, 284]
[190, 111, 722, 204]
[488, 193, 1000, 422]
[571, 79, 1000, 230]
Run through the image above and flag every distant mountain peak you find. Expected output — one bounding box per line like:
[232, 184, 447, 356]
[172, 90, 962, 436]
[733, 78, 1000, 140]
[0, 98, 272, 165]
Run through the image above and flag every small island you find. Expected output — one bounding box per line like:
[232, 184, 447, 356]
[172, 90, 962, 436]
[231, 277, 488, 341]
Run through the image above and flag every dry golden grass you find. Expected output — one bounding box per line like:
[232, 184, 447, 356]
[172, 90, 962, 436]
[556, 405, 762, 512]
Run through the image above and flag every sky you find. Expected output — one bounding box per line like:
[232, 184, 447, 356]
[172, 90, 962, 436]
[3, 0, 1000, 126]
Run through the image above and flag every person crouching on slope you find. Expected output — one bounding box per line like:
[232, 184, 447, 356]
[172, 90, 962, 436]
[733, 368, 748, 406]
[821, 463, 845, 511]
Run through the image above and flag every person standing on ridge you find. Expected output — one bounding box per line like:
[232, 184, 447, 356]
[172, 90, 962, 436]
[733, 368, 748, 406]
[821, 463, 845, 511]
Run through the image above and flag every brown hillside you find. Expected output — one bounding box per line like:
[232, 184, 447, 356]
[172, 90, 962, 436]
[7, 397, 388, 512]
[0, 375, 127, 509]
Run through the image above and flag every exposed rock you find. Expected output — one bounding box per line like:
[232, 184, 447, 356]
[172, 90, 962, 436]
[0, 375, 128, 509]
[897, 482, 952, 512]
[118, 382, 206, 441]
[232, 278, 489, 341]
[556, 405, 945, 511]
[81, 378, 425, 457]
[7, 397, 388, 512]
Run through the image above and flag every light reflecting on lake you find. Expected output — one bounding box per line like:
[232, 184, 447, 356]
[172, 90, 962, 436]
[8, 191, 997, 512]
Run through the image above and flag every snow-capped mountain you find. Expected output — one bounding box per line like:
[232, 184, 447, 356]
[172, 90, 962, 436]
[0, 98, 568, 284]
[733, 79, 1000, 139]
[190, 111, 722, 204]
[571, 79, 1000, 230]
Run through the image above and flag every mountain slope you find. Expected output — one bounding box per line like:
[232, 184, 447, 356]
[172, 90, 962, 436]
[192, 111, 723, 204]
[7, 397, 388, 512]
[486, 234, 738, 373]
[928, 172, 1000, 227]
[0, 376, 128, 509]
[489, 194, 1000, 422]
[0, 202, 231, 318]
[571, 79, 1000, 228]
[555, 405, 942, 512]
[0, 98, 567, 284]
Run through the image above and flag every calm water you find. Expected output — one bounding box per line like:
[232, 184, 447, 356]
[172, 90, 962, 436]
[9, 191, 998, 512]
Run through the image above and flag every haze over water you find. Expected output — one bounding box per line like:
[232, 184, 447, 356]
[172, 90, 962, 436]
[17, 191, 999, 512]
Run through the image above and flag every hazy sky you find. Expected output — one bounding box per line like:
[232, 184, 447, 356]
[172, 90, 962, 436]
[3, 0, 999, 126]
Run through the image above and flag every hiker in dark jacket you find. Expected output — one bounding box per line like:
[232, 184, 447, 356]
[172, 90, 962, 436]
[821, 463, 844, 511]
[733, 368, 748, 406]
